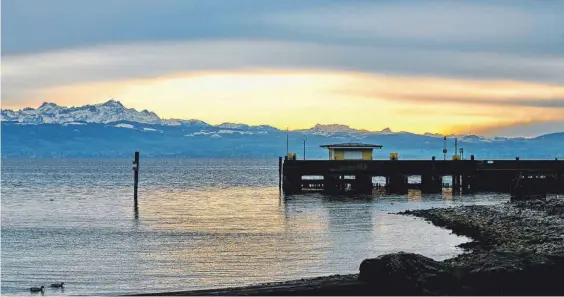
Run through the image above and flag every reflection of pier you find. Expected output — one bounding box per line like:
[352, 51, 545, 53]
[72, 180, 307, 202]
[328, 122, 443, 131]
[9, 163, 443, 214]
[280, 159, 564, 196]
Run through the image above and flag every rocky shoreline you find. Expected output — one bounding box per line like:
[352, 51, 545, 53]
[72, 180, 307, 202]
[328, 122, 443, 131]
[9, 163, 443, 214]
[400, 197, 564, 295]
[128, 197, 564, 296]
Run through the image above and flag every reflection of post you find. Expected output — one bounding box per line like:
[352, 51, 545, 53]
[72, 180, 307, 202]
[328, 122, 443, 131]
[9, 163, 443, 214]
[133, 151, 140, 204]
[134, 200, 139, 219]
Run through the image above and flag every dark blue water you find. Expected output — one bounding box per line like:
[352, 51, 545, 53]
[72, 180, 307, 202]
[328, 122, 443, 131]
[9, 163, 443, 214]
[1, 159, 507, 296]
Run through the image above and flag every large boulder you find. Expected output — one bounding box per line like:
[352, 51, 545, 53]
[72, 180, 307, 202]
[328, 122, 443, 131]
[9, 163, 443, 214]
[358, 252, 461, 295]
[454, 251, 564, 295]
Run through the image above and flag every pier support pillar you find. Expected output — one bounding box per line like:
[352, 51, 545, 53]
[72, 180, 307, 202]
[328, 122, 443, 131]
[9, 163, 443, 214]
[323, 174, 339, 193]
[546, 173, 557, 194]
[421, 175, 442, 194]
[474, 171, 513, 193]
[452, 175, 461, 194]
[352, 174, 373, 194]
[556, 172, 564, 194]
[386, 174, 408, 194]
[461, 175, 473, 194]
[283, 172, 302, 194]
[511, 174, 549, 201]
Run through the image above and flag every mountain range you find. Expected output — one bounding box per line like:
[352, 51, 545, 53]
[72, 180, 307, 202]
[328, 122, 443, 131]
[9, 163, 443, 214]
[2, 100, 563, 159]
[0, 100, 394, 134]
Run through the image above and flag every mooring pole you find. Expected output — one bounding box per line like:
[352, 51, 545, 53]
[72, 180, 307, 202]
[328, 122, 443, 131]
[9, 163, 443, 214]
[278, 156, 283, 191]
[133, 151, 140, 203]
[302, 135, 307, 160]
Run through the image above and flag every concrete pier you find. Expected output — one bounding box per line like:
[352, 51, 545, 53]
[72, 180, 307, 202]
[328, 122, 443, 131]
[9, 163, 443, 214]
[386, 174, 408, 194]
[461, 175, 473, 194]
[421, 174, 442, 194]
[282, 159, 564, 195]
[452, 175, 461, 194]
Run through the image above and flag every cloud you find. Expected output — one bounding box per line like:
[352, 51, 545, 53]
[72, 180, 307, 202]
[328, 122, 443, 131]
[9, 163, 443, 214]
[4, 68, 564, 137]
[1, 0, 326, 55]
[4, 0, 563, 56]
[3, 39, 564, 105]
[340, 77, 564, 109]
[3, 0, 564, 136]
[476, 121, 564, 138]
[261, 1, 564, 55]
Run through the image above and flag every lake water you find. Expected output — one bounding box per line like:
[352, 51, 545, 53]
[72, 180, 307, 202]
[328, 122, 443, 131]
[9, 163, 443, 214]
[1, 158, 508, 296]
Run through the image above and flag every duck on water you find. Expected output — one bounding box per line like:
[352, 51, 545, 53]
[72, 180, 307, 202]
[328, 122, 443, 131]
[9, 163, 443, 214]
[30, 286, 44, 292]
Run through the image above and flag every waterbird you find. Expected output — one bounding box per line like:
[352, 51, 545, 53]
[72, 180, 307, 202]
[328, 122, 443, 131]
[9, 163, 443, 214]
[30, 286, 44, 292]
[51, 282, 64, 288]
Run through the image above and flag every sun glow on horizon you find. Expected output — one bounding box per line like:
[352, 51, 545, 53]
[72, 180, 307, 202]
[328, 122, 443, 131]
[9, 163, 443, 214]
[9, 70, 564, 135]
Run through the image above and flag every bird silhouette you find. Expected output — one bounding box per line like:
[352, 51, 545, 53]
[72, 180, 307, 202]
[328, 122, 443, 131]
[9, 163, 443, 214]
[30, 286, 44, 292]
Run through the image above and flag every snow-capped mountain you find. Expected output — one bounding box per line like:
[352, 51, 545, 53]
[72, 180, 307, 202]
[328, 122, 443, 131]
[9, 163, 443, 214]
[422, 132, 512, 142]
[297, 124, 393, 136]
[217, 122, 279, 131]
[164, 119, 211, 127]
[0, 100, 552, 144]
[297, 124, 366, 136]
[217, 122, 251, 130]
[0, 100, 290, 132]
[0, 100, 479, 139]
[1, 100, 160, 124]
[0, 100, 210, 126]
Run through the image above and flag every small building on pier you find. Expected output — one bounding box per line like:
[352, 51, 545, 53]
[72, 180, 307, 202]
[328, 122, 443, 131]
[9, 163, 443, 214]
[320, 143, 383, 160]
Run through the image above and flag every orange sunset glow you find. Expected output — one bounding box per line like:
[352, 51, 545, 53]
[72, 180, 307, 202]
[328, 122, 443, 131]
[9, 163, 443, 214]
[8, 70, 560, 135]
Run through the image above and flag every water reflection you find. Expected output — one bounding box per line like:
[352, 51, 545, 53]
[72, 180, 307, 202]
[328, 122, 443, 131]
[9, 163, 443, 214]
[443, 189, 454, 200]
[126, 187, 481, 291]
[408, 189, 422, 201]
[131, 188, 332, 290]
[137, 188, 288, 234]
[1, 159, 509, 296]
[134, 199, 139, 220]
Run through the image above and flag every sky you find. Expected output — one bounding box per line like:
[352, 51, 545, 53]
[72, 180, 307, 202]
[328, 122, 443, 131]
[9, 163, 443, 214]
[2, 0, 564, 137]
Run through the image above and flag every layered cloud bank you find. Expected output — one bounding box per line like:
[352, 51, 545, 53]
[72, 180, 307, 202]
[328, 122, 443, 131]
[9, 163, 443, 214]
[3, 0, 563, 137]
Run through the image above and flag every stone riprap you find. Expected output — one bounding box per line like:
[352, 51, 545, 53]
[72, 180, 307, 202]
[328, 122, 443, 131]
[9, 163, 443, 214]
[400, 197, 564, 295]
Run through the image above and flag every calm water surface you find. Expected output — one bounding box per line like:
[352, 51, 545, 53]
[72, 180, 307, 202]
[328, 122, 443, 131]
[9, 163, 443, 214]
[1, 159, 508, 296]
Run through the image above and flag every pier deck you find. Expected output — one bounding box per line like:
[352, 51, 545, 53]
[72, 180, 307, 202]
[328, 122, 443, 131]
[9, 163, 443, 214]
[281, 159, 564, 195]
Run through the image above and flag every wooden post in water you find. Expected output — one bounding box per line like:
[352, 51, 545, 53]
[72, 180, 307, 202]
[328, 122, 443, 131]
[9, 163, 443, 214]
[133, 151, 140, 203]
[278, 156, 283, 191]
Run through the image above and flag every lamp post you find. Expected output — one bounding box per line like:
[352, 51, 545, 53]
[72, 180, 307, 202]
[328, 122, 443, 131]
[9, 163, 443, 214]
[454, 138, 458, 159]
[286, 128, 289, 157]
[302, 135, 307, 160]
[443, 136, 447, 160]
